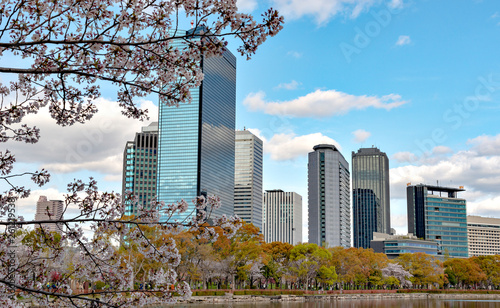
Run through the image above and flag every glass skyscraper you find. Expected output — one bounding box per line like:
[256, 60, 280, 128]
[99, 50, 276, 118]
[308, 144, 351, 248]
[122, 122, 158, 216]
[352, 147, 390, 248]
[157, 28, 236, 222]
[407, 184, 468, 258]
[234, 130, 263, 230]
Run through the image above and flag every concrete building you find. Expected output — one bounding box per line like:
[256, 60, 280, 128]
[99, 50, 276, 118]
[157, 27, 236, 222]
[370, 232, 439, 259]
[122, 122, 158, 216]
[263, 190, 302, 245]
[308, 144, 351, 248]
[468, 215, 500, 256]
[234, 129, 263, 230]
[35, 196, 64, 232]
[407, 184, 468, 258]
[352, 147, 391, 248]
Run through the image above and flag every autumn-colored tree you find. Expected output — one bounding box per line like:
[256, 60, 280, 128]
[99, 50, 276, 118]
[396, 253, 443, 288]
[330, 247, 388, 289]
[444, 258, 486, 288]
[471, 255, 500, 289]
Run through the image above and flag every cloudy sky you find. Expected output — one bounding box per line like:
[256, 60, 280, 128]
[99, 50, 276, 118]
[5, 0, 500, 242]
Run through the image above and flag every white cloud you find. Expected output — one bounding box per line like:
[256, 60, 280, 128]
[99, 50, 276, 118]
[432, 145, 453, 155]
[389, 0, 404, 9]
[391, 214, 407, 228]
[6, 98, 158, 178]
[352, 129, 371, 143]
[395, 35, 411, 46]
[271, 0, 380, 25]
[287, 51, 303, 58]
[468, 195, 500, 217]
[237, 0, 258, 12]
[390, 139, 500, 200]
[264, 132, 341, 161]
[275, 80, 301, 90]
[468, 134, 500, 156]
[393, 151, 418, 163]
[243, 90, 407, 118]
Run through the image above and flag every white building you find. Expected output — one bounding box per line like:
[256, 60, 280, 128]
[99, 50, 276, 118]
[35, 196, 64, 232]
[234, 130, 263, 230]
[308, 144, 351, 248]
[468, 215, 500, 256]
[263, 190, 302, 245]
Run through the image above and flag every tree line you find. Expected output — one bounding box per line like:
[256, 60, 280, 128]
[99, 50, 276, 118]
[110, 222, 500, 292]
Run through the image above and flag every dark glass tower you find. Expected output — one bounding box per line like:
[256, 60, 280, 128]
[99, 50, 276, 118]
[157, 29, 236, 222]
[352, 147, 390, 248]
[407, 184, 468, 258]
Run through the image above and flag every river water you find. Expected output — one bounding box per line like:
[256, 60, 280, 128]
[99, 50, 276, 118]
[172, 299, 500, 308]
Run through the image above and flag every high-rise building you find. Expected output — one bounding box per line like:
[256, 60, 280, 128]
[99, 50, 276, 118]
[467, 215, 500, 256]
[157, 28, 236, 222]
[35, 196, 64, 232]
[263, 190, 302, 245]
[122, 122, 158, 216]
[352, 147, 391, 248]
[234, 129, 263, 230]
[308, 144, 351, 248]
[407, 184, 468, 258]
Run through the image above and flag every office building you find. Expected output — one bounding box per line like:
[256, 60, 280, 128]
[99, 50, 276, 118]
[234, 129, 263, 230]
[352, 147, 391, 248]
[370, 232, 439, 259]
[468, 215, 500, 256]
[407, 184, 468, 258]
[263, 190, 302, 245]
[122, 122, 158, 216]
[157, 28, 236, 222]
[308, 144, 351, 248]
[35, 196, 64, 232]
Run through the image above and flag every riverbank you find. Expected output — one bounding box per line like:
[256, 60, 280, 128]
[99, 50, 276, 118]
[176, 292, 500, 305]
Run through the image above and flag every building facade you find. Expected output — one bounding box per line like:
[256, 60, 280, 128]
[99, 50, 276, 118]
[263, 190, 302, 245]
[157, 28, 236, 222]
[234, 129, 263, 230]
[35, 196, 64, 232]
[468, 215, 500, 256]
[352, 147, 391, 249]
[122, 122, 158, 216]
[407, 184, 468, 258]
[370, 232, 438, 259]
[308, 144, 351, 248]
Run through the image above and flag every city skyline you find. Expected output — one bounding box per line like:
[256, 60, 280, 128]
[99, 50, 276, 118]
[9, 1, 500, 242]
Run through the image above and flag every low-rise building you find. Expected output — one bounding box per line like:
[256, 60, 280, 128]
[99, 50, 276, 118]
[468, 215, 500, 256]
[370, 232, 439, 259]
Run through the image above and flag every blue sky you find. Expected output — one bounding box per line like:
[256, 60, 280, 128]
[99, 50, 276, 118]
[8, 0, 500, 241]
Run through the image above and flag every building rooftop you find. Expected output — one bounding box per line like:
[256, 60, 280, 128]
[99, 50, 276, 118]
[352, 147, 386, 156]
[410, 183, 465, 193]
[313, 144, 339, 151]
[468, 215, 500, 226]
